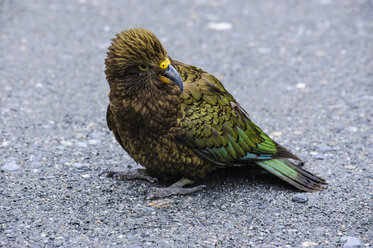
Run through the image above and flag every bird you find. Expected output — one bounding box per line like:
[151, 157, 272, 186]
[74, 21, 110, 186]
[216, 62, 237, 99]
[104, 28, 327, 198]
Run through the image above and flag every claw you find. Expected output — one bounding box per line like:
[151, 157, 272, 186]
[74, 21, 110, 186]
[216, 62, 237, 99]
[146, 183, 207, 199]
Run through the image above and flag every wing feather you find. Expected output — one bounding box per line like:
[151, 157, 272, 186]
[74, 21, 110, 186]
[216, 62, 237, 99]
[173, 60, 300, 165]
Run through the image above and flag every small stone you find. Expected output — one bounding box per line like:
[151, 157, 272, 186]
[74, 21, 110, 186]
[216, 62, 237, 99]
[87, 122, 98, 129]
[292, 193, 308, 203]
[72, 162, 83, 168]
[340, 236, 363, 248]
[347, 126, 358, 133]
[302, 240, 318, 247]
[270, 131, 282, 137]
[81, 174, 91, 179]
[345, 165, 356, 170]
[61, 140, 73, 146]
[296, 83, 306, 89]
[148, 199, 174, 208]
[207, 22, 233, 30]
[314, 154, 325, 160]
[88, 139, 100, 145]
[1, 160, 21, 171]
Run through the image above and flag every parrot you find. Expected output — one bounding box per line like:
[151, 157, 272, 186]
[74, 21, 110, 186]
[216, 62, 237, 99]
[104, 28, 327, 198]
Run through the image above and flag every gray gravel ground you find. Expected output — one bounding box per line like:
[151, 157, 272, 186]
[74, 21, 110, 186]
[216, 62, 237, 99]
[1, 0, 372, 247]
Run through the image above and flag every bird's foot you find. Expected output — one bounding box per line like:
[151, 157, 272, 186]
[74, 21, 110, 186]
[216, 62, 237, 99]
[105, 169, 158, 183]
[146, 178, 206, 199]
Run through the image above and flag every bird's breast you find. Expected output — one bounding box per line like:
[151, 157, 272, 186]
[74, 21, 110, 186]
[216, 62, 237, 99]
[110, 91, 183, 135]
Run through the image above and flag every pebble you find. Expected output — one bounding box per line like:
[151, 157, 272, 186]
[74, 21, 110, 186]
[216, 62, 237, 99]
[296, 83, 306, 89]
[314, 154, 325, 160]
[148, 199, 174, 208]
[270, 131, 282, 137]
[60, 140, 73, 146]
[292, 193, 308, 203]
[72, 162, 83, 168]
[1, 160, 21, 171]
[301, 241, 318, 247]
[87, 122, 98, 129]
[347, 126, 358, 133]
[340, 236, 363, 248]
[207, 22, 233, 30]
[88, 139, 100, 145]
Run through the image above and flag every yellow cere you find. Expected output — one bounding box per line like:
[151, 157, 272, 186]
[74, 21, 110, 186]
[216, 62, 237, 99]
[159, 58, 171, 69]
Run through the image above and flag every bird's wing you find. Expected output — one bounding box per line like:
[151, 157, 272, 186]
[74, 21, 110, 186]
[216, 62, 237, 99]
[173, 61, 300, 165]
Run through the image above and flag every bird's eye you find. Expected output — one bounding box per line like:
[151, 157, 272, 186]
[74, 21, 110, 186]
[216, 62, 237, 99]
[138, 64, 148, 71]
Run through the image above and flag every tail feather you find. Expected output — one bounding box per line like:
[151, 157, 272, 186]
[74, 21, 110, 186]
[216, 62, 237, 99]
[256, 159, 327, 192]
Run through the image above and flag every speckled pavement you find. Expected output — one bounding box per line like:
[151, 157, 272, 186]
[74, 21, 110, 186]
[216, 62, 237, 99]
[1, 0, 372, 247]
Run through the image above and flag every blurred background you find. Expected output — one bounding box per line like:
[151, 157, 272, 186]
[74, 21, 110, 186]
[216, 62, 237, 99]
[1, 0, 372, 247]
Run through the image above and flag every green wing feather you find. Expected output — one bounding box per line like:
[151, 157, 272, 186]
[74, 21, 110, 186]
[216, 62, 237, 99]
[173, 60, 327, 191]
[174, 61, 297, 164]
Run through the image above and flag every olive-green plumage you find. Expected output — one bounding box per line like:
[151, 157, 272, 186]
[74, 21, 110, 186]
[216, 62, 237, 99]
[105, 28, 327, 192]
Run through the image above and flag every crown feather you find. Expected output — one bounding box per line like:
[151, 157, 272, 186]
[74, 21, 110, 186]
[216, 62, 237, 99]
[105, 28, 167, 81]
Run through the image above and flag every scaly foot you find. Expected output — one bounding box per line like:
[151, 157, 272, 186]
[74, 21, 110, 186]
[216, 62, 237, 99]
[146, 178, 206, 199]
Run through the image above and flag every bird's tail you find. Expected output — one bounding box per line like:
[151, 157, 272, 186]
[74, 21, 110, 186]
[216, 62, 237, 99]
[256, 159, 327, 192]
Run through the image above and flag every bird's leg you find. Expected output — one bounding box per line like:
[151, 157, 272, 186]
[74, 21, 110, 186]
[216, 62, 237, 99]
[146, 178, 206, 199]
[106, 168, 158, 183]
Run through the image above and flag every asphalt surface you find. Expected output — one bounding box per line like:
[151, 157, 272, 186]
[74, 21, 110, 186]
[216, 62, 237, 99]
[1, 0, 372, 247]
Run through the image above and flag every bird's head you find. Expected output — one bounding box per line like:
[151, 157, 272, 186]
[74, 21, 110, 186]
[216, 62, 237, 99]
[105, 28, 183, 95]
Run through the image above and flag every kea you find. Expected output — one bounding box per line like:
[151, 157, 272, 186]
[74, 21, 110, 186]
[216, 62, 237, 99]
[104, 28, 327, 198]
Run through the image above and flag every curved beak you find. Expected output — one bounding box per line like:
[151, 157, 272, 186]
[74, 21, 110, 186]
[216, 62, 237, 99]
[163, 64, 184, 93]
[158, 58, 184, 93]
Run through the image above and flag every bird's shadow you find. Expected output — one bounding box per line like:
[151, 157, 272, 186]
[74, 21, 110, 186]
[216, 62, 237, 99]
[102, 165, 299, 198]
[158, 165, 297, 193]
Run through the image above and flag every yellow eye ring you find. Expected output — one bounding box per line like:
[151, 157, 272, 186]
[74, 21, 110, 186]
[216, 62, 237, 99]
[139, 64, 148, 71]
